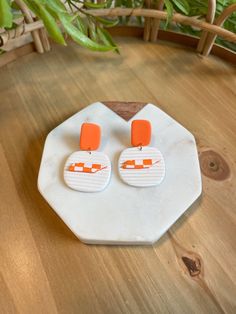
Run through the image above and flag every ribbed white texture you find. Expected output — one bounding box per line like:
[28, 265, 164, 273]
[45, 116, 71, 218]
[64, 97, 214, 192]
[64, 151, 111, 192]
[119, 147, 165, 187]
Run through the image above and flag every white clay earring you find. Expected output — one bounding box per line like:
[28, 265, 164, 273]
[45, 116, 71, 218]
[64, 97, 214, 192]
[118, 120, 165, 187]
[64, 123, 111, 192]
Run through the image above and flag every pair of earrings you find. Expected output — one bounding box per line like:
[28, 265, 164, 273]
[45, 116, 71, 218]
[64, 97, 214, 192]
[64, 120, 165, 192]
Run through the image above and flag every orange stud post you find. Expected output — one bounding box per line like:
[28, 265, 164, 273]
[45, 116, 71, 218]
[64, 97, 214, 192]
[80, 123, 101, 151]
[131, 120, 151, 147]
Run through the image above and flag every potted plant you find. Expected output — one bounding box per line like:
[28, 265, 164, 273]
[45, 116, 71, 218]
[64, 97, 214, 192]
[0, 0, 235, 54]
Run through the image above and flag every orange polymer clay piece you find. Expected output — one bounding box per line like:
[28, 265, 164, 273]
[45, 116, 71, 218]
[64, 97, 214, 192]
[80, 123, 101, 151]
[131, 120, 151, 147]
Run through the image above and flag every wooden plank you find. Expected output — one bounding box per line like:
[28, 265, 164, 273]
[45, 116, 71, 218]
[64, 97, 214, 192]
[0, 43, 35, 68]
[0, 145, 58, 314]
[0, 37, 235, 313]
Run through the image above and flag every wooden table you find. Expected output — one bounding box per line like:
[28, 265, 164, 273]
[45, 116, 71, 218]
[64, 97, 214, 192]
[1, 37, 236, 313]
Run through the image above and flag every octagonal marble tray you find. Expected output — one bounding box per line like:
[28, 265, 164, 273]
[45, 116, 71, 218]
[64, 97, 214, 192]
[38, 102, 202, 244]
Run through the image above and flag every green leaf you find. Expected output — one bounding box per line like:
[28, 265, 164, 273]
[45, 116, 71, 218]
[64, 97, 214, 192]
[216, 38, 236, 51]
[40, 10, 66, 45]
[76, 16, 87, 35]
[59, 13, 116, 52]
[45, 0, 67, 14]
[11, 1, 20, 10]
[0, 0, 13, 28]
[84, 2, 107, 8]
[106, 0, 113, 8]
[126, 0, 133, 7]
[134, 0, 143, 6]
[216, 3, 224, 13]
[96, 17, 119, 27]
[97, 27, 120, 53]
[217, 0, 226, 5]
[136, 16, 143, 25]
[118, 16, 123, 24]
[25, 0, 66, 45]
[5, 21, 18, 30]
[115, 0, 122, 7]
[164, 0, 174, 28]
[88, 21, 98, 41]
[125, 0, 133, 23]
[172, 0, 190, 15]
[44, 5, 58, 19]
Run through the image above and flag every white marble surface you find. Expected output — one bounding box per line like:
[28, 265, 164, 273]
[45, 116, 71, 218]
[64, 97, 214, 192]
[38, 102, 202, 244]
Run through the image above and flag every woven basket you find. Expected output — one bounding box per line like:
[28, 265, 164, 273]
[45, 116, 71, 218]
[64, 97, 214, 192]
[0, 0, 235, 66]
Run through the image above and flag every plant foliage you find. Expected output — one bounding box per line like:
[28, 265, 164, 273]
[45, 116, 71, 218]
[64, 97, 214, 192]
[0, 0, 235, 52]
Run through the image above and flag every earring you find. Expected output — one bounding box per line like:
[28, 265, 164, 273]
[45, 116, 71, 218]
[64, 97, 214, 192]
[118, 120, 165, 187]
[64, 123, 111, 192]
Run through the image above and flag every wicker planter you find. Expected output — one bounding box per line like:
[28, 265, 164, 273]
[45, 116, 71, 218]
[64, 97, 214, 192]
[0, 0, 236, 66]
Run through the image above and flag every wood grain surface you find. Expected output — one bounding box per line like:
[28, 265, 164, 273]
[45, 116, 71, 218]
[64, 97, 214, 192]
[0, 37, 236, 314]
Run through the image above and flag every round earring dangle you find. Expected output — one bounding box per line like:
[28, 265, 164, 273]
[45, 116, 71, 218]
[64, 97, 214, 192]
[64, 123, 111, 192]
[118, 120, 165, 187]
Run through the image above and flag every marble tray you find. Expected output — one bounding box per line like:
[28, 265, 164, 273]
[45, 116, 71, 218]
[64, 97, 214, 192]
[38, 102, 202, 244]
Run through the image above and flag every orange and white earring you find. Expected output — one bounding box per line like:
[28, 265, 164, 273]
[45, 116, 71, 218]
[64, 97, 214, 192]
[118, 120, 165, 187]
[64, 123, 111, 192]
